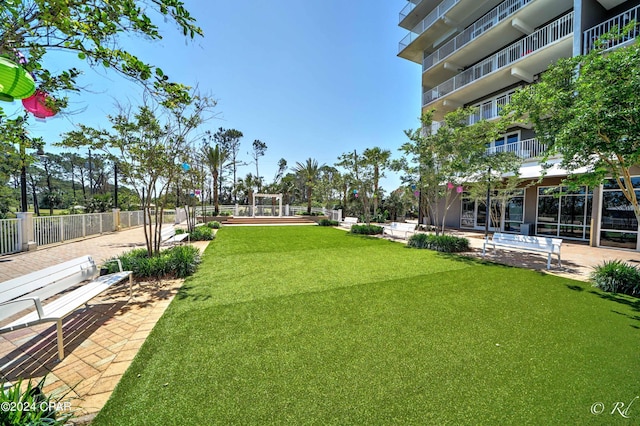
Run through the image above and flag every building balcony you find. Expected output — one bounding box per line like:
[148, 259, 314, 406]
[485, 137, 546, 160]
[422, 12, 574, 119]
[423, 0, 536, 74]
[399, 0, 442, 29]
[398, 0, 497, 63]
[583, 3, 640, 54]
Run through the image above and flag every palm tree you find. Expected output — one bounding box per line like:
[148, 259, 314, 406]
[203, 143, 228, 215]
[293, 158, 324, 214]
[363, 147, 391, 215]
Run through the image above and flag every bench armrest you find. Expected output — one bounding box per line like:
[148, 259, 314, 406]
[102, 258, 125, 272]
[1, 297, 45, 318]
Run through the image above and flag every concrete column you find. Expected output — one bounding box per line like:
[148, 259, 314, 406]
[16, 212, 36, 252]
[113, 208, 121, 231]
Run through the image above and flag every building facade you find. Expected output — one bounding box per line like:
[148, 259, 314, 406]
[398, 0, 640, 250]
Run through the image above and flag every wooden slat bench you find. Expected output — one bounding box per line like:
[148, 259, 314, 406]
[482, 232, 562, 270]
[382, 222, 417, 239]
[0, 256, 133, 360]
[161, 225, 190, 245]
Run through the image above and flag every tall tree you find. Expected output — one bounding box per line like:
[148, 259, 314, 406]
[60, 92, 216, 256]
[505, 24, 640, 225]
[395, 108, 507, 234]
[294, 158, 324, 214]
[363, 147, 391, 215]
[251, 139, 267, 191]
[203, 143, 227, 215]
[214, 128, 243, 203]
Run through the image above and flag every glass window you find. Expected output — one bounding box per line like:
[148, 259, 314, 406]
[560, 195, 585, 225]
[601, 192, 638, 231]
[600, 231, 638, 249]
[537, 197, 559, 223]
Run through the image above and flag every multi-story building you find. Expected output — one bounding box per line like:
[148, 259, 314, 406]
[398, 0, 640, 251]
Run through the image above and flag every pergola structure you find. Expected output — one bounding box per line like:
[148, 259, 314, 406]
[252, 193, 283, 217]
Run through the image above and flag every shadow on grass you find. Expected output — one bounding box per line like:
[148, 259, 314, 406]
[587, 289, 640, 327]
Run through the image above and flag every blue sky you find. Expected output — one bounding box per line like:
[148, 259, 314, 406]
[10, 1, 420, 191]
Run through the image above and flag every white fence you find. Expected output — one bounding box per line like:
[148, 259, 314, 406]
[0, 209, 178, 256]
[0, 219, 21, 255]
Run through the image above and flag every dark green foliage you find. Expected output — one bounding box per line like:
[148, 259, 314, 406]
[0, 376, 73, 425]
[207, 221, 221, 229]
[408, 233, 470, 253]
[175, 228, 186, 234]
[350, 224, 383, 235]
[318, 219, 339, 226]
[590, 260, 640, 296]
[189, 226, 215, 241]
[106, 245, 201, 279]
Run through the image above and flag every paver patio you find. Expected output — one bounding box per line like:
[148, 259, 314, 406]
[0, 226, 208, 423]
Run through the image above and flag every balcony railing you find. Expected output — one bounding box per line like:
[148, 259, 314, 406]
[423, 0, 535, 72]
[399, 0, 422, 23]
[583, 4, 640, 54]
[399, 0, 461, 53]
[469, 92, 513, 124]
[486, 137, 546, 159]
[423, 12, 573, 106]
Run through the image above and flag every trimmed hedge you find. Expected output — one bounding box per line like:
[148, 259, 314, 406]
[591, 260, 640, 296]
[207, 221, 222, 229]
[318, 219, 339, 226]
[350, 224, 384, 235]
[407, 233, 470, 253]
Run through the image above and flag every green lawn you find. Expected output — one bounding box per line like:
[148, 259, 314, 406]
[94, 227, 640, 425]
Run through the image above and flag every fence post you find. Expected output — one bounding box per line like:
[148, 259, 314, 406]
[234, 204, 239, 216]
[113, 208, 120, 231]
[82, 215, 86, 237]
[59, 216, 64, 242]
[285, 204, 290, 216]
[16, 212, 36, 252]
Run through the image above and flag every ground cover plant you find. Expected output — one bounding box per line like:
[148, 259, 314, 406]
[591, 259, 640, 296]
[350, 224, 383, 235]
[94, 227, 640, 425]
[105, 245, 201, 279]
[408, 232, 470, 252]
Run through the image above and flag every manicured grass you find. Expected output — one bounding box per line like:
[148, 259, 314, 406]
[94, 227, 640, 425]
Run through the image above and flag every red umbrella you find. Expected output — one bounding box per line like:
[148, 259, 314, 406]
[22, 90, 56, 118]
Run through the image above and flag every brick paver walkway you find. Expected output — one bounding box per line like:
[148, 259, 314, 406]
[0, 227, 208, 424]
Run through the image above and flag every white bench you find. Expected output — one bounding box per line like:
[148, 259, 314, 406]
[161, 225, 190, 245]
[340, 217, 359, 228]
[0, 256, 132, 360]
[382, 222, 417, 239]
[482, 232, 562, 270]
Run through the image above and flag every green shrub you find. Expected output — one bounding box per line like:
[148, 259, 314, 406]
[407, 233, 470, 253]
[318, 219, 339, 226]
[0, 376, 73, 425]
[166, 245, 202, 278]
[207, 221, 221, 229]
[590, 260, 640, 296]
[189, 226, 215, 241]
[350, 224, 384, 235]
[106, 245, 202, 280]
